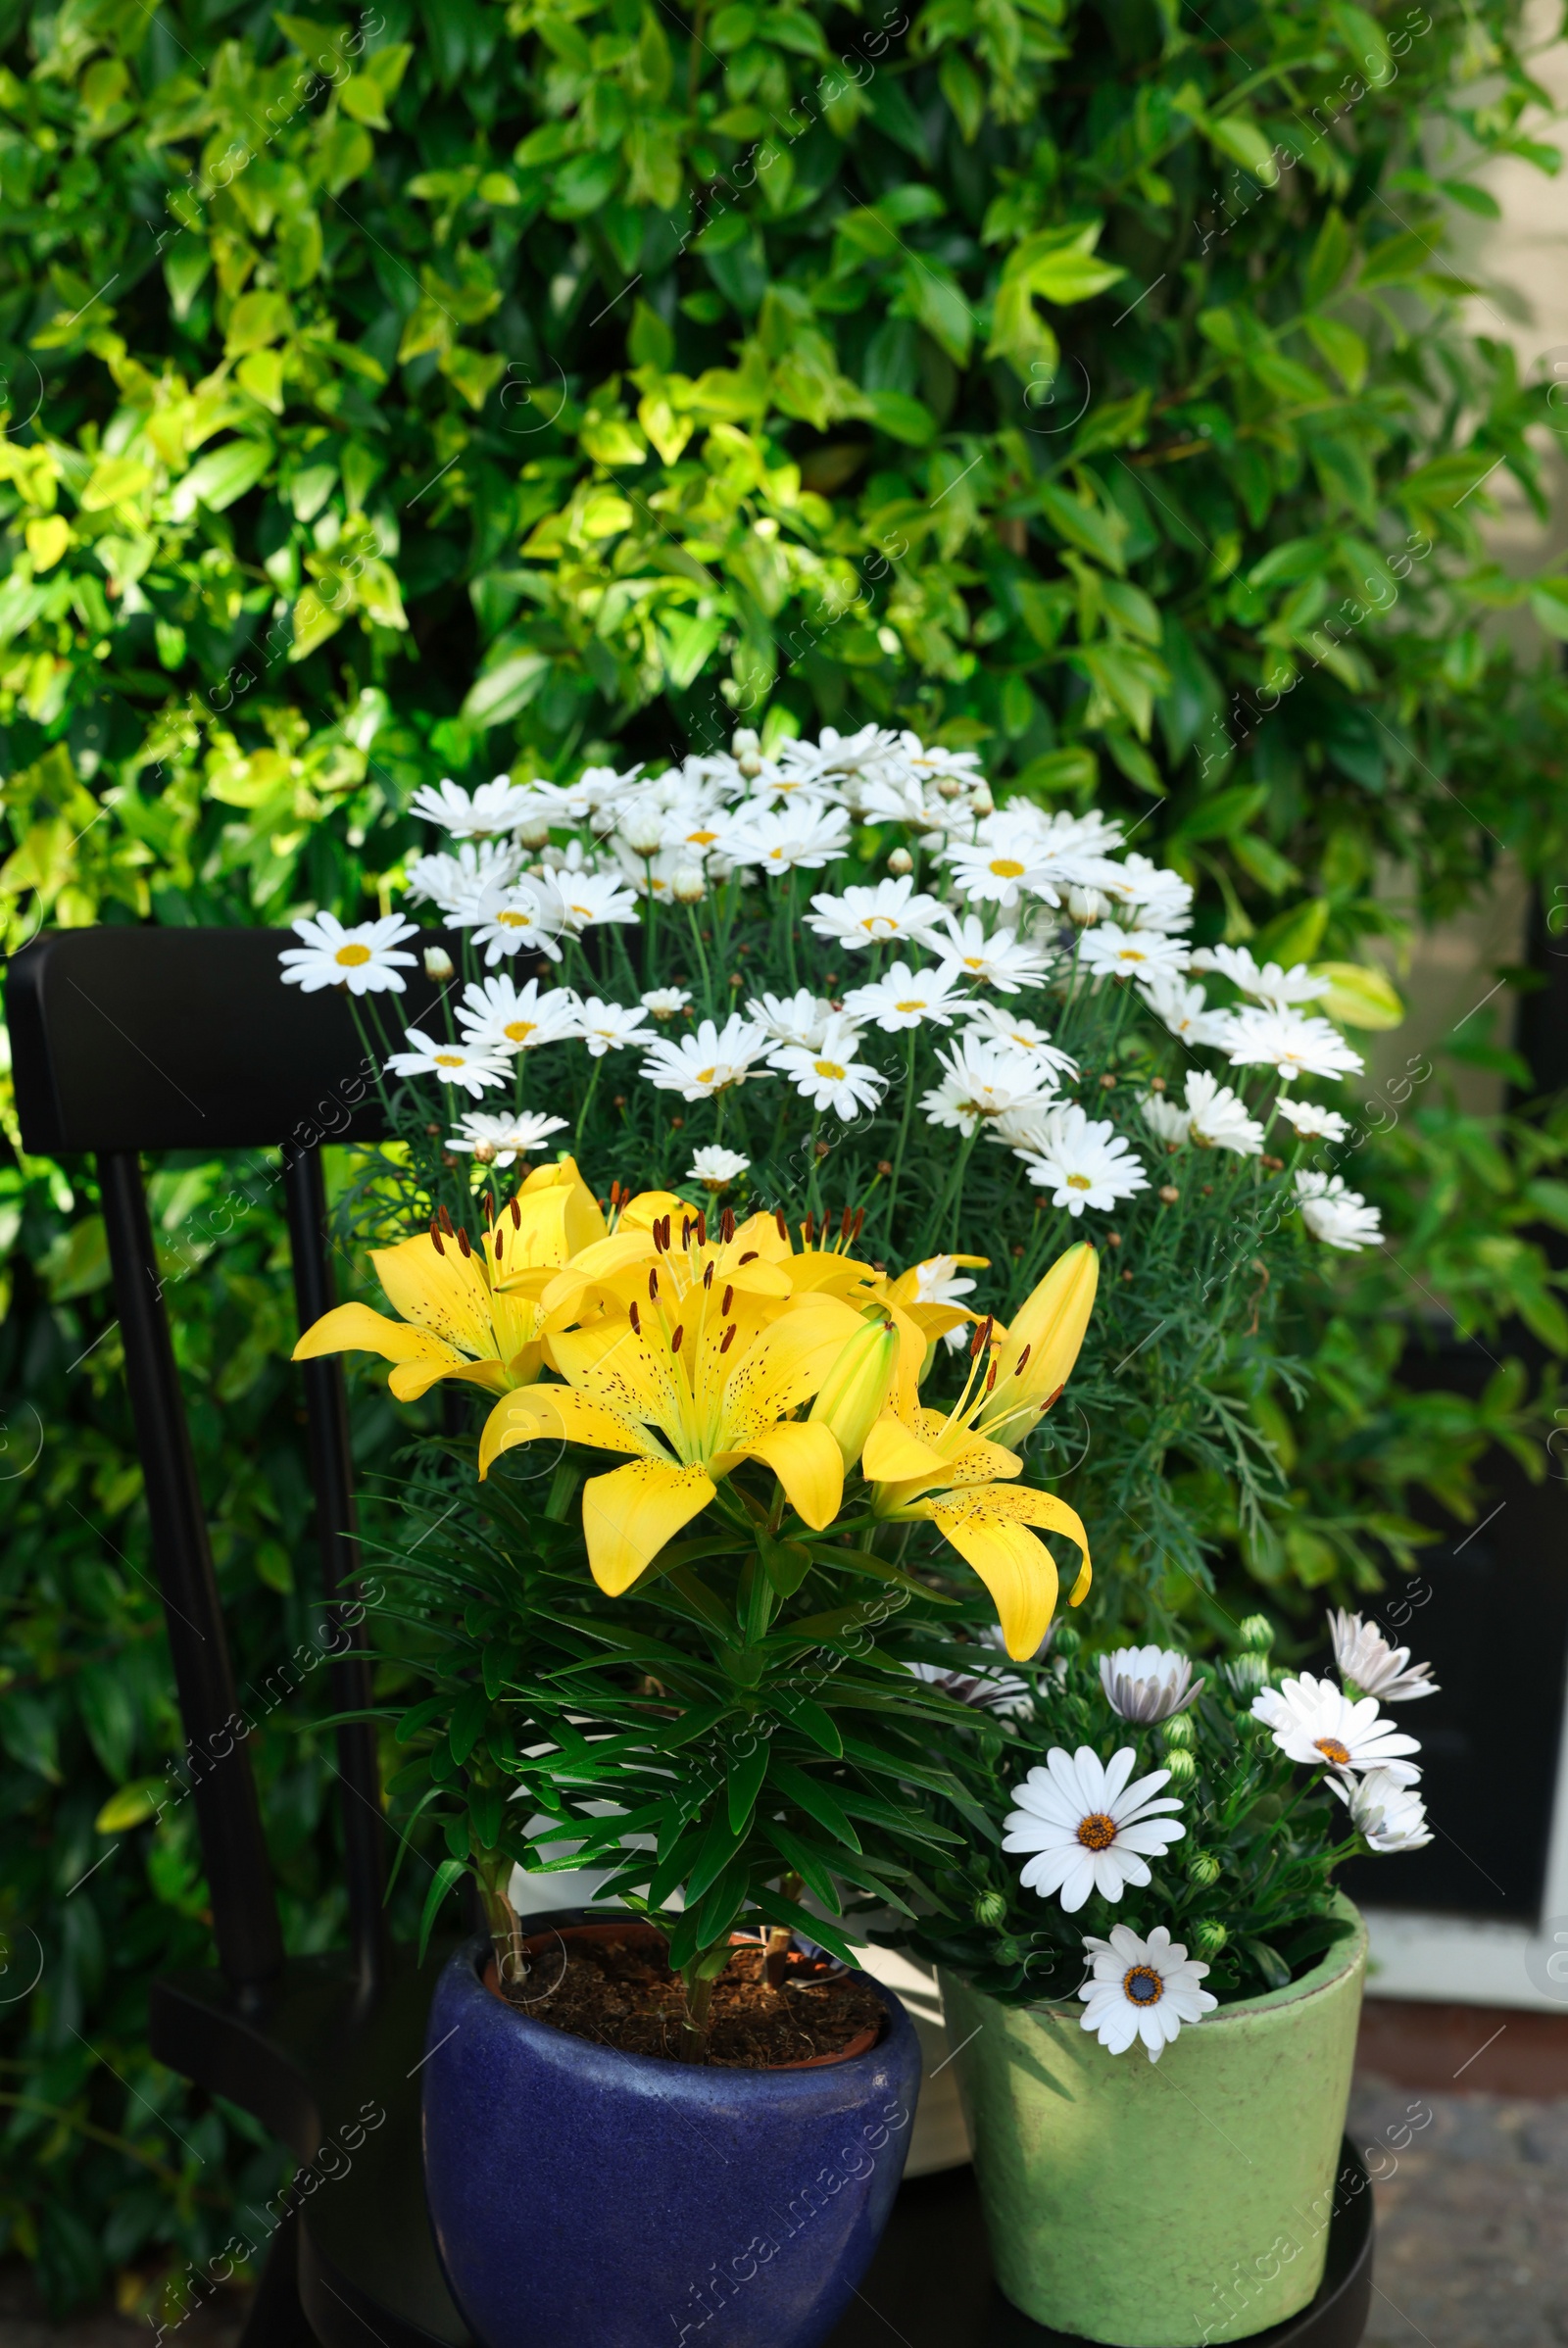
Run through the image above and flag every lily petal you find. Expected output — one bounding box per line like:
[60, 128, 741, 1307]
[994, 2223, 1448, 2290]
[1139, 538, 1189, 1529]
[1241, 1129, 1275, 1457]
[930, 1512, 1060, 1660]
[292, 1301, 461, 1371]
[580, 1457, 717, 1593]
[478, 1382, 660, 1477]
[728, 1420, 844, 1531]
[372, 1233, 500, 1359]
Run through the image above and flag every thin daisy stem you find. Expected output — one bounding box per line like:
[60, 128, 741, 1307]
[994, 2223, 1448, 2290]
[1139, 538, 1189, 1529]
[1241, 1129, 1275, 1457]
[712, 1090, 728, 1149]
[883, 1028, 917, 1258]
[576, 1052, 605, 1144]
[783, 868, 801, 991]
[687, 907, 715, 1013]
[806, 1108, 824, 1216]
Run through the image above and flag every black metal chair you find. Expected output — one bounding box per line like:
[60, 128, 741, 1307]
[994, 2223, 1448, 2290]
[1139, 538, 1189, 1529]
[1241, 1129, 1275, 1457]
[6, 925, 1373, 2348]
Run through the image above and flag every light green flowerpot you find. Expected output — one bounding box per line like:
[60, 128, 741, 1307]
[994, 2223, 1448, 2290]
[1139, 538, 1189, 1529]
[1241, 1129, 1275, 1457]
[940, 1898, 1366, 2347]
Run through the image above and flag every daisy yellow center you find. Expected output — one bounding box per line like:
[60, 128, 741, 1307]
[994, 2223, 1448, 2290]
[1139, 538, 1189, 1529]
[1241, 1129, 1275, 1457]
[1314, 1736, 1352, 1767]
[1076, 1812, 1117, 1851]
[860, 917, 897, 936]
[434, 1052, 466, 1068]
[1118, 947, 1148, 961]
[1066, 1172, 1093, 1191]
[689, 829, 718, 846]
[814, 1058, 846, 1081]
[1123, 1964, 1163, 2006]
[569, 902, 593, 918]
[962, 955, 984, 971]
[697, 1066, 717, 1085]
[895, 1000, 924, 1013]
[334, 943, 372, 966]
[504, 1020, 539, 1042]
[989, 857, 1026, 878]
[496, 909, 530, 929]
[766, 847, 786, 860]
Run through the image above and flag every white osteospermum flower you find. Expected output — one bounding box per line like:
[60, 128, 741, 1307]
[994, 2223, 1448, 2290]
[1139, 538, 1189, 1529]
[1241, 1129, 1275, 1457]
[448, 1109, 570, 1165]
[771, 1018, 886, 1120]
[1276, 1095, 1351, 1143]
[1251, 1672, 1422, 1784]
[279, 912, 418, 996]
[1019, 1105, 1150, 1217]
[456, 975, 580, 1055]
[572, 997, 651, 1057]
[453, 876, 566, 965]
[554, 869, 642, 934]
[1078, 1925, 1217, 2063]
[931, 911, 1054, 994]
[807, 875, 947, 951]
[410, 775, 539, 838]
[405, 840, 523, 913]
[958, 1003, 1079, 1082]
[721, 798, 851, 874]
[1078, 922, 1190, 982]
[1295, 1171, 1382, 1251]
[1192, 945, 1332, 1008]
[1327, 1610, 1438, 1702]
[1139, 971, 1234, 1050]
[921, 1036, 1058, 1137]
[1099, 1646, 1200, 1724]
[1223, 1005, 1364, 1082]
[747, 989, 837, 1051]
[1004, 1746, 1186, 1912]
[1185, 1069, 1264, 1155]
[687, 1146, 751, 1191]
[843, 960, 966, 1032]
[1102, 854, 1195, 935]
[1331, 1768, 1434, 1854]
[1141, 1093, 1193, 1148]
[640, 1015, 772, 1100]
[385, 1031, 510, 1098]
[641, 987, 693, 1021]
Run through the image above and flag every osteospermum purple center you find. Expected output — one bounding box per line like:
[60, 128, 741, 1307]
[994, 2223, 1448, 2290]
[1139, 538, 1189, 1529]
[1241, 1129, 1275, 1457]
[1076, 1811, 1117, 1851]
[1123, 1964, 1163, 2006]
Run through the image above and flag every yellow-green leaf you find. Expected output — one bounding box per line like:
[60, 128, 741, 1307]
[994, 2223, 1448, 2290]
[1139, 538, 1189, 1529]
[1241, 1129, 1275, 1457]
[95, 1779, 165, 1834]
[1310, 961, 1405, 1030]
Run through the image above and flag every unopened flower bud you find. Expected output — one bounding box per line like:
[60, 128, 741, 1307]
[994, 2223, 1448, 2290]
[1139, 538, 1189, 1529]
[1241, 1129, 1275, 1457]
[621, 813, 665, 857]
[671, 865, 707, 904]
[1068, 885, 1109, 925]
[1192, 1918, 1228, 1959]
[515, 815, 553, 850]
[887, 847, 914, 876]
[731, 728, 760, 757]
[969, 784, 995, 817]
[1161, 1746, 1197, 1786]
[423, 947, 455, 982]
[738, 752, 763, 779]
[1051, 1622, 1081, 1659]
[973, 1888, 1008, 1930]
[1158, 1184, 1181, 1205]
[1161, 1711, 1195, 1749]
[937, 776, 962, 801]
[1239, 1613, 1275, 1652]
[1188, 1851, 1222, 1887]
[471, 1140, 498, 1164]
[809, 1316, 899, 1470]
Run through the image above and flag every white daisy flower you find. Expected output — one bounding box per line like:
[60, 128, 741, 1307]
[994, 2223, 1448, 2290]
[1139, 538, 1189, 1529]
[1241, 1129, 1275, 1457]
[857, 767, 952, 833]
[911, 1253, 983, 1317]
[608, 840, 691, 904]
[1018, 1105, 1151, 1216]
[982, 804, 1123, 858]
[960, 1003, 1078, 1081]
[278, 912, 418, 997]
[540, 836, 601, 879]
[661, 807, 731, 865]
[456, 975, 580, 1055]
[894, 729, 985, 791]
[1102, 854, 1195, 935]
[944, 833, 1067, 912]
[641, 987, 693, 1021]
[555, 869, 642, 935]
[1077, 1925, 1217, 2062]
[687, 1146, 751, 1191]
[448, 1109, 570, 1165]
[1004, 1745, 1186, 1912]
[1192, 945, 1332, 1008]
[573, 997, 651, 1057]
[404, 840, 523, 913]
[931, 911, 1054, 994]
[1222, 1005, 1364, 1082]
[640, 1015, 773, 1100]
[1295, 1171, 1382, 1251]
[1067, 883, 1112, 925]
[1330, 1768, 1434, 1854]
[451, 875, 566, 966]
[1327, 1610, 1438, 1702]
[806, 875, 947, 951]
[842, 960, 966, 1032]
[1138, 971, 1234, 1050]
[1250, 1671, 1422, 1784]
[1141, 1093, 1193, 1148]
[720, 798, 851, 874]
[920, 1036, 1059, 1138]
[1276, 1095, 1351, 1143]
[778, 722, 904, 807]
[1184, 1069, 1264, 1155]
[747, 989, 838, 1052]
[1099, 1645, 1200, 1724]
[1078, 922, 1191, 982]
[385, 1031, 510, 1098]
[771, 1018, 886, 1120]
[410, 775, 539, 839]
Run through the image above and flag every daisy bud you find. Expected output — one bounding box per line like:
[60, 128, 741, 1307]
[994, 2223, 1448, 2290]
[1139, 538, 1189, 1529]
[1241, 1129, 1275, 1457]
[621, 813, 664, 857]
[423, 947, 455, 982]
[671, 865, 707, 903]
[937, 776, 962, 801]
[1161, 1746, 1197, 1785]
[1238, 1614, 1275, 1652]
[1160, 1711, 1195, 1749]
[738, 752, 763, 778]
[1068, 885, 1109, 925]
[970, 784, 995, 816]
[731, 728, 760, 757]
[887, 847, 914, 876]
[1188, 1851, 1222, 1887]
[1192, 1918, 1228, 1958]
[470, 1140, 498, 1164]
[515, 815, 553, 850]
[973, 1888, 1008, 1929]
[1158, 1184, 1181, 1205]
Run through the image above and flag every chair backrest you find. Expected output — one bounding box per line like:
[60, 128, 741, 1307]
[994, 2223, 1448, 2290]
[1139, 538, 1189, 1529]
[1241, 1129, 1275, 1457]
[8, 925, 457, 1999]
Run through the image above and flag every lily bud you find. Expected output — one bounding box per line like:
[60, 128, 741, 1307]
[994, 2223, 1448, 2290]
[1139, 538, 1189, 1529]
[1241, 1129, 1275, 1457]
[808, 1315, 900, 1470]
[983, 1241, 1099, 1447]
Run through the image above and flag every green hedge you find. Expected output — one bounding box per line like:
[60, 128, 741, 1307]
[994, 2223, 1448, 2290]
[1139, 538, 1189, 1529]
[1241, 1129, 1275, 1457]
[2, 0, 1568, 2313]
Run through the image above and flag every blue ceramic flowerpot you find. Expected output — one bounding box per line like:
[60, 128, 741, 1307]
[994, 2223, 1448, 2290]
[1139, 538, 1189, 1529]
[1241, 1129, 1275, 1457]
[421, 1917, 921, 2348]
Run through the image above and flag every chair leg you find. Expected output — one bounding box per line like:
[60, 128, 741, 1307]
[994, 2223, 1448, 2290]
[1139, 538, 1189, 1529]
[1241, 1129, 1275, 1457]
[239, 2208, 319, 2348]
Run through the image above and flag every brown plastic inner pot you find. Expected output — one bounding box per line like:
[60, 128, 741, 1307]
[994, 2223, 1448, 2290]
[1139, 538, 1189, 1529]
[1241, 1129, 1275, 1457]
[480, 1919, 884, 2070]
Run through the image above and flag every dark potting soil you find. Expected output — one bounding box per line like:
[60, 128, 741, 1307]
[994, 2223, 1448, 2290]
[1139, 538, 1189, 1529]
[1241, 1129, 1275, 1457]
[499, 1932, 887, 2068]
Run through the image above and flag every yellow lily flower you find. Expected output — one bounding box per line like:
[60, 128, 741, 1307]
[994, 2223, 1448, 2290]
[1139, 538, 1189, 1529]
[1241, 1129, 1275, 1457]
[478, 1216, 869, 1592]
[292, 1157, 607, 1400]
[859, 1244, 1100, 1658]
